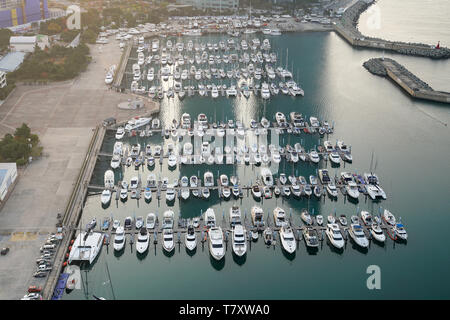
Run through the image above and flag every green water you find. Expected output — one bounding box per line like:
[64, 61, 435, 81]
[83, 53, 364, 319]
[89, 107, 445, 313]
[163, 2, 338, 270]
[64, 31, 450, 300]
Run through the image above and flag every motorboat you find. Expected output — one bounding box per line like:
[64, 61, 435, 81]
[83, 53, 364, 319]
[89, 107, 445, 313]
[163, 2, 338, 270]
[232, 224, 247, 257]
[318, 169, 331, 184]
[275, 112, 287, 127]
[279, 173, 287, 185]
[327, 215, 336, 224]
[316, 215, 324, 226]
[393, 223, 408, 241]
[308, 150, 320, 163]
[326, 224, 345, 249]
[115, 127, 125, 140]
[313, 185, 323, 198]
[100, 190, 111, 205]
[370, 223, 386, 243]
[261, 168, 274, 186]
[336, 140, 353, 162]
[185, 223, 197, 251]
[360, 211, 373, 226]
[251, 185, 262, 199]
[162, 210, 174, 229]
[263, 228, 274, 245]
[339, 215, 348, 226]
[291, 184, 301, 197]
[209, 227, 225, 260]
[68, 231, 104, 264]
[113, 226, 126, 251]
[273, 207, 286, 227]
[162, 229, 175, 253]
[251, 206, 264, 227]
[204, 171, 214, 187]
[136, 228, 149, 254]
[383, 209, 396, 226]
[220, 174, 229, 186]
[166, 186, 175, 202]
[144, 187, 152, 201]
[135, 216, 143, 229]
[346, 181, 360, 200]
[146, 213, 156, 229]
[279, 224, 296, 254]
[104, 170, 114, 189]
[326, 182, 338, 198]
[348, 224, 369, 248]
[302, 227, 319, 248]
[125, 117, 151, 131]
[204, 208, 216, 228]
[300, 209, 313, 225]
[112, 219, 120, 230]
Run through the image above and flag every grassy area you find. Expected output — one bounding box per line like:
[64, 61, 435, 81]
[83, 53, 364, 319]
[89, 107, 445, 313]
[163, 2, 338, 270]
[0, 123, 43, 166]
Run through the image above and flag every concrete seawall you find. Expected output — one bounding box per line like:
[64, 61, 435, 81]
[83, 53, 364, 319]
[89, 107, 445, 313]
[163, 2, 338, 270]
[364, 58, 450, 104]
[335, 0, 450, 59]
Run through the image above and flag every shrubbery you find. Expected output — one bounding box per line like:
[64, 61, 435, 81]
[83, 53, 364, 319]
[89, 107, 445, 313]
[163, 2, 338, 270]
[0, 123, 43, 166]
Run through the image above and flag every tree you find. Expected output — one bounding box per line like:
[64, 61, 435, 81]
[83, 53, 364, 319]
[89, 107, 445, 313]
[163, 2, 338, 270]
[47, 22, 62, 34]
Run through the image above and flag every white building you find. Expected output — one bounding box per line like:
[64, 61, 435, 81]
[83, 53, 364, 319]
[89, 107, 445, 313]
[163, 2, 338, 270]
[0, 163, 18, 201]
[176, 0, 239, 11]
[9, 35, 49, 53]
[0, 71, 6, 88]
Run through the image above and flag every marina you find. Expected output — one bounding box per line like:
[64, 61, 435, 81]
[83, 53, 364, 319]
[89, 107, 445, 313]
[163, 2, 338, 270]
[18, 0, 448, 301]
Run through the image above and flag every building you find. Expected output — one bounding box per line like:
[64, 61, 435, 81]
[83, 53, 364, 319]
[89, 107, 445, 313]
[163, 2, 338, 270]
[0, 0, 49, 28]
[176, 0, 239, 11]
[0, 163, 17, 201]
[0, 51, 26, 72]
[0, 71, 6, 88]
[9, 34, 48, 52]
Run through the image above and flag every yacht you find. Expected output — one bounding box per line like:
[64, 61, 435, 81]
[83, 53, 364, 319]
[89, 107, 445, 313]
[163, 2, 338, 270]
[68, 231, 104, 264]
[302, 227, 319, 248]
[261, 82, 270, 100]
[300, 209, 313, 225]
[220, 174, 229, 186]
[208, 227, 225, 260]
[393, 223, 408, 241]
[360, 211, 373, 226]
[136, 228, 149, 254]
[349, 224, 369, 248]
[364, 173, 387, 200]
[124, 117, 151, 131]
[146, 213, 156, 229]
[273, 207, 286, 227]
[370, 223, 386, 243]
[346, 181, 360, 200]
[100, 190, 111, 205]
[204, 208, 216, 228]
[316, 215, 324, 226]
[251, 185, 262, 199]
[104, 170, 114, 189]
[275, 112, 287, 127]
[115, 127, 125, 140]
[251, 206, 264, 227]
[339, 215, 348, 226]
[308, 150, 320, 163]
[113, 226, 126, 251]
[326, 182, 338, 198]
[325, 224, 345, 249]
[261, 168, 274, 186]
[318, 169, 331, 184]
[204, 171, 214, 187]
[185, 223, 197, 251]
[279, 224, 296, 254]
[166, 185, 175, 202]
[144, 187, 152, 201]
[229, 206, 242, 227]
[162, 229, 175, 253]
[232, 224, 247, 257]
[162, 210, 174, 229]
[336, 140, 353, 162]
[383, 209, 396, 226]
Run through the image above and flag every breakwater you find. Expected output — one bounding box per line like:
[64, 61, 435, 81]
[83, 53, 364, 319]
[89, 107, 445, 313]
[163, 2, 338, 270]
[335, 0, 450, 59]
[363, 58, 450, 104]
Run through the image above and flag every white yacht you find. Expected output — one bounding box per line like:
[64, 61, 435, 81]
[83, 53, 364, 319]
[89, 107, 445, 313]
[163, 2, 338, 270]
[100, 190, 111, 205]
[115, 127, 125, 140]
[300, 209, 313, 225]
[383, 209, 396, 226]
[124, 117, 151, 131]
[326, 182, 338, 198]
[364, 173, 387, 200]
[113, 226, 126, 251]
[185, 224, 197, 251]
[251, 206, 264, 227]
[393, 223, 408, 241]
[136, 228, 149, 254]
[346, 181, 360, 200]
[275, 112, 287, 127]
[229, 206, 242, 227]
[336, 140, 353, 162]
[370, 223, 386, 243]
[204, 171, 214, 187]
[273, 207, 287, 227]
[279, 224, 296, 254]
[166, 185, 175, 202]
[162, 229, 175, 253]
[68, 231, 104, 264]
[146, 213, 156, 229]
[208, 227, 225, 260]
[204, 208, 216, 228]
[232, 224, 247, 257]
[110, 154, 121, 169]
[360, 211, 373, 226]
[104, 170, 114, 189]
[325, 224, 345, 249]
[261, 168, 274, 186]
[349, 224, 369, 248]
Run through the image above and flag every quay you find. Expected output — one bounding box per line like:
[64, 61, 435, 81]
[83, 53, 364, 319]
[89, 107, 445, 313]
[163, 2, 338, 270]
[363, 58, 450, 104]
[334, 0, 450, 59]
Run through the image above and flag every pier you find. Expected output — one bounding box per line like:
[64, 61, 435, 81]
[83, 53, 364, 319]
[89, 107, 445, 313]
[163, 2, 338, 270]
[363, 58, 450, 104]
[334, 0, 450, 59]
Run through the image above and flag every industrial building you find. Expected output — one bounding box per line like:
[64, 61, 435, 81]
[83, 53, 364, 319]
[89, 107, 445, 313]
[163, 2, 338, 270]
[0, 0, 49, 28]
[0, 163, 17, 201]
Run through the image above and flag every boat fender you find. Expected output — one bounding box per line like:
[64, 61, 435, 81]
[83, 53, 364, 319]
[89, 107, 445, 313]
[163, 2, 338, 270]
[68, 246, 72, 251]
[66, 253, 69, 258]
[70, 240, 74, 244]
[63, 262, 67, 267]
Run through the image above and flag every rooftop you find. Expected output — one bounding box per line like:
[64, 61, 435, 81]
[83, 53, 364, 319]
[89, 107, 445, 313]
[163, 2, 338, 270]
[0, 51, 27, 72]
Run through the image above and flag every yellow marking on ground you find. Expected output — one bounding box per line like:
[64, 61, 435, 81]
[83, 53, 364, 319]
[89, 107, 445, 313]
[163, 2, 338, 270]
[10, 232, 37, 241]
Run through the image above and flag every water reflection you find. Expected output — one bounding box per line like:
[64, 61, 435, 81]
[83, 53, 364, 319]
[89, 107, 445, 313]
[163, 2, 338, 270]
[209, 254, 225, 270]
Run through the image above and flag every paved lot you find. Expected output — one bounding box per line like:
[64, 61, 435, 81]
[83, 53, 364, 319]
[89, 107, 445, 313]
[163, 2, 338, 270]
[0, 39, 158, 300]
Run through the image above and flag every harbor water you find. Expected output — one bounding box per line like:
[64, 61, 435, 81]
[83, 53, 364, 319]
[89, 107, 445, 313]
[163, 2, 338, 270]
[63, 8, 450, 300]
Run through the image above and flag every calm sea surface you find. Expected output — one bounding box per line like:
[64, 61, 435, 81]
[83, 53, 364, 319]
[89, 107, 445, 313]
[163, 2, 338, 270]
[64, 1, 450, 300]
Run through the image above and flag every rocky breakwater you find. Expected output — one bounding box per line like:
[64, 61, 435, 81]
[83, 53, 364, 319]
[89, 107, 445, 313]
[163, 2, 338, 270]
[336, 0, 450, 59]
